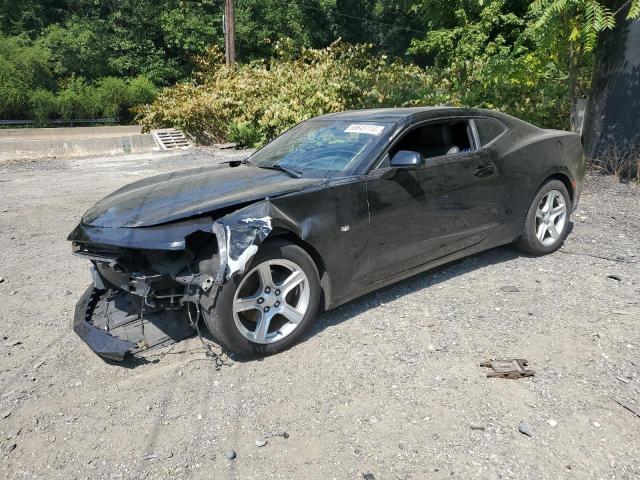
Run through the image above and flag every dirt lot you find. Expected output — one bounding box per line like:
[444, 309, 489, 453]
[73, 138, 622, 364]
[1, 149, 639, 480]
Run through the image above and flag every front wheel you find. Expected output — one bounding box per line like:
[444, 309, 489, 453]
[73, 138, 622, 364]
[515, 179, 572, 255]
[202, 239, 321, 357]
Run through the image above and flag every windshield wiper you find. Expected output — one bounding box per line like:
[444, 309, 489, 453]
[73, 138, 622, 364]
[256, 163, 302, 178]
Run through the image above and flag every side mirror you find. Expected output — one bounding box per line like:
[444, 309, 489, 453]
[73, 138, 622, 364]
[390, 150, 424, 168]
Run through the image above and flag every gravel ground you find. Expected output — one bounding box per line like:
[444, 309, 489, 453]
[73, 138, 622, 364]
[0, 148, 639, 480]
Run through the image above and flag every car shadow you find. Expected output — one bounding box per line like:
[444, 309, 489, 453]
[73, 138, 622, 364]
[302, 245, 522, 343]
[106, 242, 540, 368]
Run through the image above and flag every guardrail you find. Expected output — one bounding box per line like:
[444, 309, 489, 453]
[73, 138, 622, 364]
[0, 118, 119, 126]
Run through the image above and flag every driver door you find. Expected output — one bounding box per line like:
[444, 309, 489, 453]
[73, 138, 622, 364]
[362, 118, 503, 284]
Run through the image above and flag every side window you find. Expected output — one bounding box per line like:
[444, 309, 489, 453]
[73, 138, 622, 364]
[474, 118, 507, 146]
[389, 120, 475, 161]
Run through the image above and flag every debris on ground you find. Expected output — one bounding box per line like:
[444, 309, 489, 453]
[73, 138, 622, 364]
[470, 425, 485, 431]
[500, 285, 520, 293]
[518, 421, 533, 437]
[225, 449, 236, 460]
[480, 358, 535, 379]
[3, 340, 21, 347]
[255, 439, 267, 447]
[363, 474, 376, 480]
[606, 274, 622, 281]
[613, 398, 640, 418]
[0, 276, 4, 283]
[547, 419, 558, 427]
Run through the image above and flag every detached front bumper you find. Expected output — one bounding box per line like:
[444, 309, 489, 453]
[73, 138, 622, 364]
[73, 286, 137, 360]
[73, 283, 195, 361]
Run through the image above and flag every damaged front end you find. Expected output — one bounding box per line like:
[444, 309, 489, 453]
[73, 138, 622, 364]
[68, 202, 276, 361]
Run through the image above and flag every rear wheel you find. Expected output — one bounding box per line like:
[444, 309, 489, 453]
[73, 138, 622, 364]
[515, 179, 571, 255]
[203, 239, 321, 356]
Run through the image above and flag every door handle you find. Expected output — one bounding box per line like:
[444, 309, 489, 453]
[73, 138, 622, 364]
[474, 165, 494, 177]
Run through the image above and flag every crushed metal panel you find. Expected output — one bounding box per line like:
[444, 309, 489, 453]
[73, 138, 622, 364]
[213, 200, 276, 281]
[480, 358, 535, 379]
[152, 128, 191, 150]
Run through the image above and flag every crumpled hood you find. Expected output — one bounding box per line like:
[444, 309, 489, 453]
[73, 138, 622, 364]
[82, 164, 323, 228]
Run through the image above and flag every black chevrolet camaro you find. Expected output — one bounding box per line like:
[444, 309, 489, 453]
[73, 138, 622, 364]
[68, 107, 586, 359]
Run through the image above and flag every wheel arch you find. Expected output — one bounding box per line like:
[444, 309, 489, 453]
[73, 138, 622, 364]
[537, 171, 575, 203]
[515, 170, 575, 241]
[267, 228, 331, 311]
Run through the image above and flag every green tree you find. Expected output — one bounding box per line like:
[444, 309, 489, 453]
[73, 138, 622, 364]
[235, 0, 332, 60]
[0, 0, 67, 36]
[37, 19, 110, 80]
[408, 0, 570, 128]
[530, 0, 640, 129]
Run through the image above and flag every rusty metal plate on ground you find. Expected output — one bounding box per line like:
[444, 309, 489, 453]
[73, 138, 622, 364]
[480, 358, 535, 379]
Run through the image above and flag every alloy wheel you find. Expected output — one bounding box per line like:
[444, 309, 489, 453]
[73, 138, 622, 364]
[535, 189, 567, 247]
[232, 259, 310, 344]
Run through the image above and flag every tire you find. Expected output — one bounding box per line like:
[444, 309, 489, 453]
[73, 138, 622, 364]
[202, 238, 321, 357]
[515, 179, 572, 255]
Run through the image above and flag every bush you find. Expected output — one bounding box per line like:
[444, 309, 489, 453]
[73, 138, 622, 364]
[137, 40, 446, 146]
[128, 76, 158, 107]
[0, 35, 53, 118]
[52, 76, 157, 121]
[56, 76, 98, 119]
[589, 147, 640, 181]
[95, 77, 130, 117]
[29, 88, 58, 122]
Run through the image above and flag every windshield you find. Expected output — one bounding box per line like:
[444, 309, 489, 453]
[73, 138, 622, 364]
[246, 119, 393, 177]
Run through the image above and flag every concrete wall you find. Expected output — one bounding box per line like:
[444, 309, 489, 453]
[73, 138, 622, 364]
[0, 125, 159, 160]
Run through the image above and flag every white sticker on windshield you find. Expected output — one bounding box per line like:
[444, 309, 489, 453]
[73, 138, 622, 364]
[344, 124, 385, 135]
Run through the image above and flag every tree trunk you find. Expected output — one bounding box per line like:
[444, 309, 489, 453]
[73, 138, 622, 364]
[568, 40, 579, 132]
[583, 9, 640, 159]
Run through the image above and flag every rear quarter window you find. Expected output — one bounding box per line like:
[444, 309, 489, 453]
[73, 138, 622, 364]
[475, 118, 507, 146]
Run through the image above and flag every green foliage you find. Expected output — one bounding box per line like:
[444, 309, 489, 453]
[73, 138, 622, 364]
[56, 76, 98, 119]
[127, 76, 158, 107]
[2, 0, 633, 132]
[94, 77, 130, 118]
[0, 0, 223, 120]
[160, 4, 218, 53]
[138, 41, 445, 146]
[0, 35, 52, 117]
[37, 19, 109, 79]
[29, 88, 58, 121]
[408, 0, 571, 128]
[530, 0, 640, 51]
[54, 76, 158, 120]
[0, 35, 157, 122]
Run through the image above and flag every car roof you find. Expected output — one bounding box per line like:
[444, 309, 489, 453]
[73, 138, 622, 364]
[313, 106, 504, 123]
